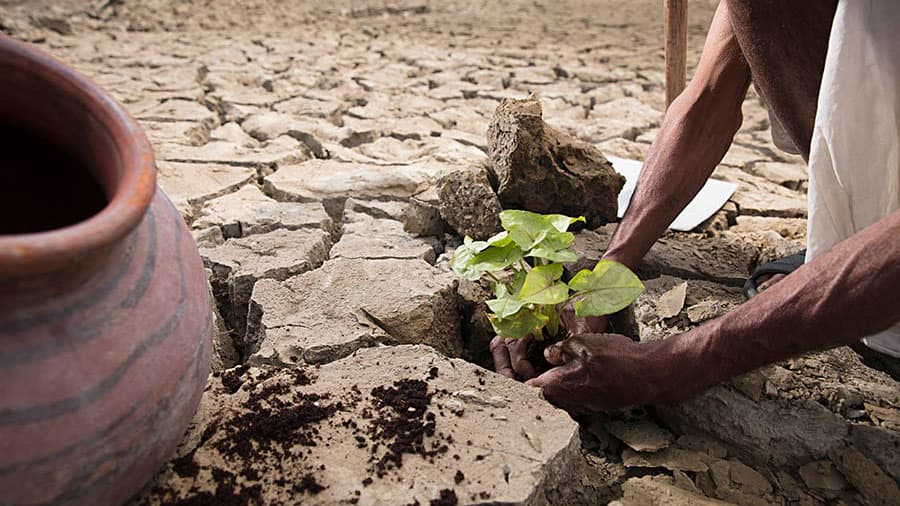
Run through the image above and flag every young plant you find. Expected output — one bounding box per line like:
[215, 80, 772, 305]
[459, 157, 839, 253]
[452, 210, 644, 340]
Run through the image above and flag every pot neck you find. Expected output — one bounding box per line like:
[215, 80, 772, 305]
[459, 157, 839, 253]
[0, 36, 156, 283]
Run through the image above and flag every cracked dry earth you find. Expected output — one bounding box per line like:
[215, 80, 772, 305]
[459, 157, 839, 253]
[3, 0, 899, 505]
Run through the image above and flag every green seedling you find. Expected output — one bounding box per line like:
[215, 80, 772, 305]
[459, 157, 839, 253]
[452, 210, 644, 340]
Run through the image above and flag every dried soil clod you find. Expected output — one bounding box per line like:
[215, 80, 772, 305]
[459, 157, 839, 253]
[487, 95, 625, 227]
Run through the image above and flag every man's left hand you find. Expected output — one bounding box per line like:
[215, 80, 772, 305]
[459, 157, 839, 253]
[525, 333, 667, 415]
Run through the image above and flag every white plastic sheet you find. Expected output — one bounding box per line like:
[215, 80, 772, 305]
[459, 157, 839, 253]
[608, 155, 737, 232]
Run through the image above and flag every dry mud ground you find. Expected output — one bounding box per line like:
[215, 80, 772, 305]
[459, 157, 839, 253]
[3, 1, 899, 505]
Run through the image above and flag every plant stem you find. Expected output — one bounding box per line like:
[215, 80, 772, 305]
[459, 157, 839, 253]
[485, 271, 501, 284]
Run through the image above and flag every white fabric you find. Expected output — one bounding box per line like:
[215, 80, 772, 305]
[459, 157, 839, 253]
[806, 0, 900, 357]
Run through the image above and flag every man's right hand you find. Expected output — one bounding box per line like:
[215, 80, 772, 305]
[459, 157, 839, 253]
[490, 302, 609, 380]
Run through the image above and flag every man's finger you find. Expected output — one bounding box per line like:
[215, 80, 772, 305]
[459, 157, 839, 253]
[525, 365, 585, 415]
[544, 341, 569, 366]
[490, 336, 516, 379]
[545, 336, 590, 366]
[507, 337, 537, 380]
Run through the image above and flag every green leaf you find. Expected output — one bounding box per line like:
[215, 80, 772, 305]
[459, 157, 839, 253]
[518, 264, 568, 305]
[527, 246, 580, 263]
[568, 259, 644, 318]
[450, 236, 490, 280]
[500, 210, 556, 250]
[526, 229, 577, 262]
[546, 214, 586, 232]
[487, 230, 513, 247]
[509, 269, 527, 294]
[489, 307, 549, 340]
[486, 294, 526, 318]
[470, 242, 524, 272]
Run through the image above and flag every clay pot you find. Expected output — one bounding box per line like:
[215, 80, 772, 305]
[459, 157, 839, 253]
[0, 35, 212, 505]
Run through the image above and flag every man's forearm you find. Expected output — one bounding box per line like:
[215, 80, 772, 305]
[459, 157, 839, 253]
[605, 3, 752, 270]
[657, 210, 900, 403]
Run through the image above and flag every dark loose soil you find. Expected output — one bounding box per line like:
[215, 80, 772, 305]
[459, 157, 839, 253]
[0, 123, 108, 235]
[525, 335, 561, 375]
[367, 379, 442, 477]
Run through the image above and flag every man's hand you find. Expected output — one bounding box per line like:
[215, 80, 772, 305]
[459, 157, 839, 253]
[490, 302, 609, 380]
[525, 334, 666, 415]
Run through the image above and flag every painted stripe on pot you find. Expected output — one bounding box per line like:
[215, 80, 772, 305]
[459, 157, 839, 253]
[0, 304, 211, 478]
[0, 217, 141, 333]
[0, 204, 185, 425]
[39, 316, 212, 505]
[0, 209, 158, 369]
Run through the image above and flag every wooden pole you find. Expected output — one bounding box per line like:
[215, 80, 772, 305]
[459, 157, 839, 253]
[665, 0, 688, 109]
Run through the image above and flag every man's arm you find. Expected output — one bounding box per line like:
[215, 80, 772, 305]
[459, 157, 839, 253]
[657, 209, 900, 403]
[604, 2, 751, 271]
[529, 210, 900, 412]
[491, 3, 753, 379]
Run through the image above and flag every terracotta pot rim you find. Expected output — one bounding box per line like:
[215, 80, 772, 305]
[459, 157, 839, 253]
[0, 35, 156, 276]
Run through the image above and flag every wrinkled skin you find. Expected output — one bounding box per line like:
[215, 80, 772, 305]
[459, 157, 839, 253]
[490, 302, 608, 381]
[491, 0, 900, 416]
[524, 334, 664, 415]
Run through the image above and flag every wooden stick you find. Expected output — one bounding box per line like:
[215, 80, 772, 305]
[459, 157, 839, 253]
[665, 0, 688, 109]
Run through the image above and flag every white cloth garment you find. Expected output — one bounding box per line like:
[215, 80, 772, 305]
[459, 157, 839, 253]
[806, 0, 900, 357]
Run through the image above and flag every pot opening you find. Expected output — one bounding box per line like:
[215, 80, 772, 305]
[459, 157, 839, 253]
[0, 122, 109, 235]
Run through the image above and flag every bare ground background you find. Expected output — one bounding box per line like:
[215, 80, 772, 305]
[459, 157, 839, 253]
[2, 1, 898, 505]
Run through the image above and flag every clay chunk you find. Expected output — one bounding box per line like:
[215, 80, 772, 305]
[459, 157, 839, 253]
[487, 95, 625, 226]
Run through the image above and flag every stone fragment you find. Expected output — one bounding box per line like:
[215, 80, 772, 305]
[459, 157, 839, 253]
[331, 206, 438, 264]
[246, 258, 461, 366]
[136, 99, 218, 128]
[140, 120, 208, 146]
[192, 226, 224, 248]
[569, 226, 758, 286]
[241, 111, 344, 143]
[675, 434, 729, 459]
[156, 161, 256, 213]
[208, 122, 257, 147]
[686, 300, 733, 324]
[657, 282, 687, 319]
[848, 425, 900, 484]
[709, 459, 773, 506]
[582, 97, 661, 142]
[436, 166, 503, 240]
[798, 461, 846, 495]
[201, 228, 332, 340]
[192, 185, 336, 239]
[731, 216, 807, 240]
[747, 161, 808, 190]
[404, 187, 448, 237]
[607, 419, 674, 453]
[714, 166, 806, 218]
[618, 476, 730, 506]
[658, 386, 849, 467]
[137, 345, 587, 506]
[264, 159, 449, 202]
[156, 135, 310, 167]
[487, 96, 625, 226]
[622, 448, 710, 473]
[829, 447, 900, 506]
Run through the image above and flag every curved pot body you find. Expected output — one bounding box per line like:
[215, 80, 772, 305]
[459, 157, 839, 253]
[0, 35, 212, 505]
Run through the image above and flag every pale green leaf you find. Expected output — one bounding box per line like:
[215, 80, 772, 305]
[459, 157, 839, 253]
[450, 236, 490, 280]
[470, 242, 524, 272]
[486, 294, 526, 318]
[518, 264, 568, 305]
[546, 214, 586, 232]
[568, 259, 644, 317]
[487, 230, 512, 247]
[527, 246, 580, 263]
[500, 210, 555, 250]
[489, 307, 549, 340]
